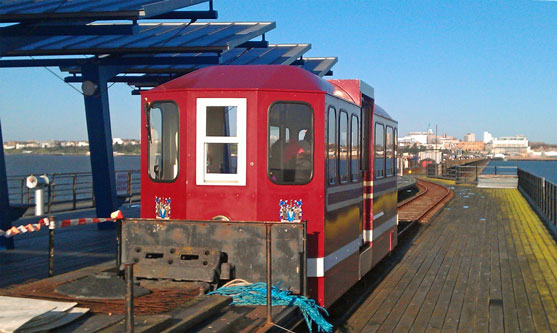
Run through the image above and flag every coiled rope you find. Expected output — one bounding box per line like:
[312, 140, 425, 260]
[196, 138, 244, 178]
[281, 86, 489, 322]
[208, 281, 332, 333]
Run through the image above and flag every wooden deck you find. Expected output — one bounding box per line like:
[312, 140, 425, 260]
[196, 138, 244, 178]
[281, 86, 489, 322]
[0, 204, 139, 288]
[341, 186, 557, 332]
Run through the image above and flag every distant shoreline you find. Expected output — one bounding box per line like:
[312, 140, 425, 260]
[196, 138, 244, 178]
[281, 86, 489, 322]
[505, 158, 557, 161]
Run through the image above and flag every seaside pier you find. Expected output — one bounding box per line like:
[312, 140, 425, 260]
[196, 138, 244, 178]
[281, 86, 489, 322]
[1, 171, 555, 331]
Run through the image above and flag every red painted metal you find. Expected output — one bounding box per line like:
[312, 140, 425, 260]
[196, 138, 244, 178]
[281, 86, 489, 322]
[139, 65, 398, 307]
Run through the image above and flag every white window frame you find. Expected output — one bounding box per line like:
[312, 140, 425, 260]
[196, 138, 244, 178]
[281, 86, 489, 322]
[196, 98, 247, 186]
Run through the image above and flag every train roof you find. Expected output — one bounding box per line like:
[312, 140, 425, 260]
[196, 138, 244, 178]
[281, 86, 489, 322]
[374, 104, 396, 122]
[149, 65, 336, 94]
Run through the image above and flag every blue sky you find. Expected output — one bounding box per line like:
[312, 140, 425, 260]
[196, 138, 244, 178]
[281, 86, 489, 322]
[0, 0, 555, 143]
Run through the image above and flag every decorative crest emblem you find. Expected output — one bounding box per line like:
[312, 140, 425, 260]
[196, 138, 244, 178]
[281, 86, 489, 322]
[155, 196, 171, 220]
[279, 199, 303, 222]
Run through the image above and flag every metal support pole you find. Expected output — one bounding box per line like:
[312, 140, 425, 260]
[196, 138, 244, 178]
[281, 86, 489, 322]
[117, 219, 122, 270]
[0, 118, 14, 250]
[265, 223, 272, 325]
[81, 63, 122, 229]
[302, 220, 308, 297]
[48, 216, 55, 277]
[127, 171, 132, 203]
[72, 173, 77, 210]
[125, 263, 135, 333]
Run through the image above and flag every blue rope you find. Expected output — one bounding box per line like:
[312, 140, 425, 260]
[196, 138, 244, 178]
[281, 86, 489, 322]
[208, 282, 333, 333]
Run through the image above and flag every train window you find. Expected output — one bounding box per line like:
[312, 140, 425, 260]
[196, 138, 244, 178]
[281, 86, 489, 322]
[386, 126, 394, 177]
[350, 115, 360, 181]
[374, 123, 385, 179]
[147, 101, 179, 182]
[327, 106, 337, 185]
[268, 102, 313, 185]
[339, 111, 349, 183]
[206, 106, 237, 137]
[196, 98, 246, 186]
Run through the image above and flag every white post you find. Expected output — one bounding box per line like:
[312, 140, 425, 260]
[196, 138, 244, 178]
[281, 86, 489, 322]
[35, 188, 44, 216]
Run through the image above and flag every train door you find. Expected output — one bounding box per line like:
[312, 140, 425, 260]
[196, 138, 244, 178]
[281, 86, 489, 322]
[358, 95, 375, 277]
[361, 96, 374, 244]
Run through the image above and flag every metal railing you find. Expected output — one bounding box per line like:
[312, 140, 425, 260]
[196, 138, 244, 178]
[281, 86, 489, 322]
[518, 168, 557, 229]
[427, 164, 517, 184]
[7, 170, 140, 212]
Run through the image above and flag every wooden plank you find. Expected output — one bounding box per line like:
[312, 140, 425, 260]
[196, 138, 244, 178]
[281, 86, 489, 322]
[101, 314, 173, 333]
[471, 191, 490, 332]
[346, 210, 454, 330]
[426, 208, 472, 331]
[497, 190, 536, 332]
[56, 314, 125, 333]
[504, 190, 552, 332]
[494, 190, 520, 333]
[441, 196, 481, 331]
[507, 190, 557, 331]
[410, 204, 469, 332]
[488, 190, 504, 333]
[161, 295, 232, 333]
[378, 206, 462, 331]
[457, 194, 488, 331]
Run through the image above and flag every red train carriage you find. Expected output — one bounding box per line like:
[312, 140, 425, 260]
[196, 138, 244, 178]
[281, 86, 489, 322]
[127, 65, 398, 307]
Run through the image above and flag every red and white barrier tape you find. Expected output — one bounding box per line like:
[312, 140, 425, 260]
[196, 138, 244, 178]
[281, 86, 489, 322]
[0, 210, 123, 238]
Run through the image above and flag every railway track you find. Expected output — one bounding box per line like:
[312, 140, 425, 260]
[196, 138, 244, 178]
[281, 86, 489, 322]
[396, 178, 454, 236]
[398, 178, 453, 225]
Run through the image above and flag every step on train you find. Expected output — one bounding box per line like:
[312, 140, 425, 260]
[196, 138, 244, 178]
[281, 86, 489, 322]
[121, 65, 398, 307]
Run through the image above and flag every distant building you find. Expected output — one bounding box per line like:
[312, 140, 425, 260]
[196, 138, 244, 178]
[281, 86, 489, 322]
[113, 138, 124, 145]
[439, 135, 459, 150]
[419, 150, 443, 164]
[488, 135, 529, 156]
[456, 141, 485, 152]
[483, 131, 493, 144]
[463, 133, 475, 142]
[47, 140, 61, 148]
[399, 129, 433, 146]
[3, 142, 15, 150]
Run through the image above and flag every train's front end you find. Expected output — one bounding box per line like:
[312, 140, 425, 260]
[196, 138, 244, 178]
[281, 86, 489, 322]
[121, 65, 332, 303]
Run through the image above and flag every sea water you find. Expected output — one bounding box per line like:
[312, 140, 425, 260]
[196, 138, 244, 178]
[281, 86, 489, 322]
[486, 160, 557, 184]
[4, 154, 140, 177]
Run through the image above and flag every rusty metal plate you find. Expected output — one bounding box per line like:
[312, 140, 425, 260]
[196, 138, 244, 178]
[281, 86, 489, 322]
[121, 220, 305, 293]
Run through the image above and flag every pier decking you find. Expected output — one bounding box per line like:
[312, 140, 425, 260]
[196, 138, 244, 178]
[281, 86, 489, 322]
[0, 204, 139, 288]
[341, 185, 557, 332]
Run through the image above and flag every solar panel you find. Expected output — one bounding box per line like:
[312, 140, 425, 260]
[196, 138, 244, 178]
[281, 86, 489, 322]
[297, 57, 337, 77]
[0, 22, 275, 56]
[59, 44, 311, 76]
[0, 0, 208, 21]
[0, 2, 338, 88]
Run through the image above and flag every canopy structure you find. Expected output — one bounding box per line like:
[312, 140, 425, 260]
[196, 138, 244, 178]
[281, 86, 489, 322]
[0, 0, 338, 248]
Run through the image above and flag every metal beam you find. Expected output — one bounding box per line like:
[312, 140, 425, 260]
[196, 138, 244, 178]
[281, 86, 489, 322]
[0, 23, 139, 37]
[0, 54, 220, 69]
[0, 118, 14, 250]
[0, 0, 210, 22]
[150, 10, 218, 20]
[65, 74, 178, 85]
[81, 64, 121, 227]
[237, 40, 269, 49]
[0, 58, 90, 68]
